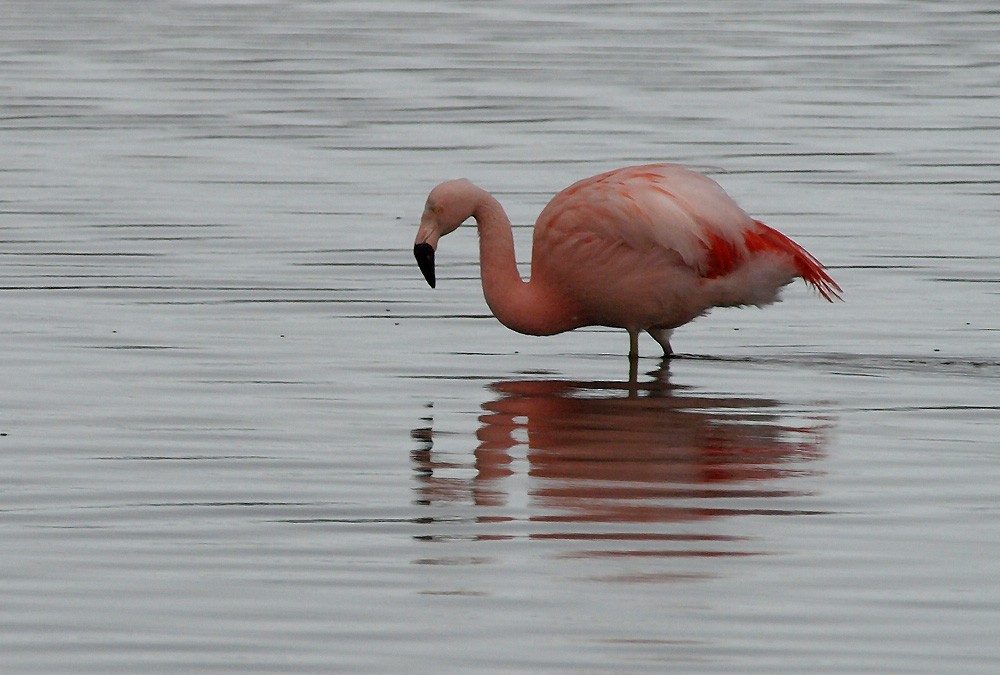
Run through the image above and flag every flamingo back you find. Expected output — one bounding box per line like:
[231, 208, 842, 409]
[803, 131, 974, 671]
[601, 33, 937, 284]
[535, 165, 752, 272]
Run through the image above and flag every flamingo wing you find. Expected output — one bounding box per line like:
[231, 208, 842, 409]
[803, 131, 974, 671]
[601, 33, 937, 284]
[534, 164, 841, 302]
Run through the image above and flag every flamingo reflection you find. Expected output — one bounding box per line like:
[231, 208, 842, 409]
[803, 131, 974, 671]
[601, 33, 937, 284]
[412, 364, 830, 561]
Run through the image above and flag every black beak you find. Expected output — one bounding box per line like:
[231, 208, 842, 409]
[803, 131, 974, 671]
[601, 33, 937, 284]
[413, 243, 436, 288]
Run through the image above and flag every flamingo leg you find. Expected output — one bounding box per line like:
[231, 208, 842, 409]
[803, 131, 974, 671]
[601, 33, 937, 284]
[647, 328, 674, 358]
[627, 328, 639, 362]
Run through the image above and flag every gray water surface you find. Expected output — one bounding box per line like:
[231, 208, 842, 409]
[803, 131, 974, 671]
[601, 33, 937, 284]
[3, 1, 999, 672]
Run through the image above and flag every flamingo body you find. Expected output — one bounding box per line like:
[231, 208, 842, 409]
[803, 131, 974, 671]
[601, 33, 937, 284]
[414, 164, 840, 359]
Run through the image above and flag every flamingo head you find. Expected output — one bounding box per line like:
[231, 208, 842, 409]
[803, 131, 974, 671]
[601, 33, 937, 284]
[414, 178, 480, 289]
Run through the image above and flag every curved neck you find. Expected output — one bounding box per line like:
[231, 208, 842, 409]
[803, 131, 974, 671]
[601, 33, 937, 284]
[472, 191, 578, 337]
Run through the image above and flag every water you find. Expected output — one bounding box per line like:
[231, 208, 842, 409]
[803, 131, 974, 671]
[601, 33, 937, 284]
[3, 1, 999, 672]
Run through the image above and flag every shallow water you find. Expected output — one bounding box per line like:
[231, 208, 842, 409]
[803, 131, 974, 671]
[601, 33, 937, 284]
[3, 1, 999, 672]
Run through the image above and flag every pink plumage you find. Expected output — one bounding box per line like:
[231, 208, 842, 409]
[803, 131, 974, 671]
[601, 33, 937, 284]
[414, 163, 841, 359]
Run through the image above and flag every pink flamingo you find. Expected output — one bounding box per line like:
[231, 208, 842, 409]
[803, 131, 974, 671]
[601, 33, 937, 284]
[414, 164, 841, 360]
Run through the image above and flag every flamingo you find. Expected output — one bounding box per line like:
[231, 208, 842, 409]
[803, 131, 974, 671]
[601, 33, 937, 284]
[413, 164, 841, 360]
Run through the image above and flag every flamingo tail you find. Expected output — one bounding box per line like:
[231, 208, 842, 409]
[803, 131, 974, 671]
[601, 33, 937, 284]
[745, 221, 843, 302]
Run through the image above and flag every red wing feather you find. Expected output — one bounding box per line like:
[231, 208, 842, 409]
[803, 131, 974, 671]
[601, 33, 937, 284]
[700, 221, 842, 302]
[745, 221, 843, 301]
[701, 232, 743, 280]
